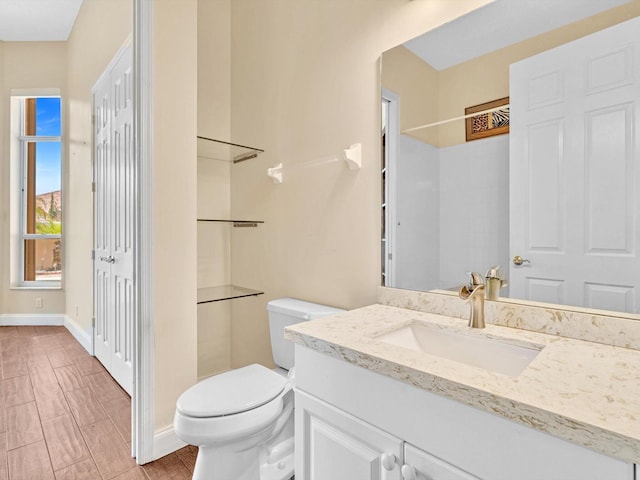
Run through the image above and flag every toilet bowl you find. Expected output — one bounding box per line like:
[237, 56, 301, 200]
[173, 298, 344, 480]
[175, 364, 295, 480]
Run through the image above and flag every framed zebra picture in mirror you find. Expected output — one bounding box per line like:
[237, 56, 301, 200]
[465, 96, 510, 141]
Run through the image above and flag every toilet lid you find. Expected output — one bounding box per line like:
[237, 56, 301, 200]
[176, 364, 287, 418]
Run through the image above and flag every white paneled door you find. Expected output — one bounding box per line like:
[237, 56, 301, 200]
[509, 17, 640, 313]
[93, 44, 134, 395]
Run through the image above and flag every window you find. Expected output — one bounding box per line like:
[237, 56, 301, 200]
[13, 96, 62, 286]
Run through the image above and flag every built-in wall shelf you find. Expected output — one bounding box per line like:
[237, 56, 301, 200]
[197, 219, 264, 228]
[197, 136, 264, 163]
[196, 138, 265, 306]
[197, 285, 264, 304]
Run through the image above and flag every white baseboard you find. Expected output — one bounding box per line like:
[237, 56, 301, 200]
[0, 313, 65, 326]
[153, 426, 186, 461]
[64, 315, 93, 354]
[0, 313, 93, 355]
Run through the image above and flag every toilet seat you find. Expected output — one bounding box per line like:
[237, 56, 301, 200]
[176, 364, 287, 418]
[174, 391, 290, 447]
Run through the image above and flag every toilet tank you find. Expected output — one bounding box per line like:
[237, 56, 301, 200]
[267, 298, 345, 370]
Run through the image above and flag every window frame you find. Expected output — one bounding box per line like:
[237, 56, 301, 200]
[14, 95, 63, 288]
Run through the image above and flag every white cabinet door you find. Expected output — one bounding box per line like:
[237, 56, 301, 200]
[402, 444, 479, 480]
[295, 390, 402, 480]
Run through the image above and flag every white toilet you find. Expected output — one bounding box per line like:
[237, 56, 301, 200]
[174, 298, 344, 480]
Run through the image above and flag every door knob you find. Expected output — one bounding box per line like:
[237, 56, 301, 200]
[381, 453, 396, 471]
[512, 255, 530, 266]
[401, 464, 417, 480]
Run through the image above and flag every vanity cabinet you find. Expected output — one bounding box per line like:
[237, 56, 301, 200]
[294, 345, 635, 480]
[297, 391, 479, 480]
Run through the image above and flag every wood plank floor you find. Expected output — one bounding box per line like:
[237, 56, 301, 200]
[0, 326, 197, 480]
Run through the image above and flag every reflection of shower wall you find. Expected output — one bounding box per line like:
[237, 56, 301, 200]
[439, 135, 510, 290]
[397, 134, 509, 292]
[396, 135, 440, 291]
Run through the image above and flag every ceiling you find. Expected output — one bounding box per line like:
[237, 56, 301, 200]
[0, 0, 627, 47]
[0, 0, 84, 41]
[404, 0, 631, 70]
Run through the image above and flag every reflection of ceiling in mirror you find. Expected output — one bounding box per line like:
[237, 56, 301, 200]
[403, 0, 630, 70]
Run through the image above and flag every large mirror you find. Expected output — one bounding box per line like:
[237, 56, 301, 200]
[381, 0, 640, 316]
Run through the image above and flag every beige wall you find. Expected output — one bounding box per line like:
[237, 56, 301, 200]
[382, 45, 439, 146]
[226, 0, 492, 369]
[0, 42, 67, 314]
[197, 0, 231, 140]
[152, 0, 199, 430]
[65, 0, 132, 335]
[196, 0, 234, 379]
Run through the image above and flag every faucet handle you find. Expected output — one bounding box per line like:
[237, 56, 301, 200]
[485, 265, 504, 280]
[466, 272, 485, 287]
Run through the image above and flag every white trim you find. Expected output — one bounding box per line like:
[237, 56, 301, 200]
[153, 426, 186, 461]
[381, 88, 400, 288]
[0, 315, 93, 355]
[133, 0, 154, 465]
[23, 234, 61, 240]
[10, 284, 62, 290]
[63, 315, 93, 354]
[18, 135, 61, 142]
[12, 95, 64, 288]
[0, 314, 65, 326]
[92, 34, 133, 94]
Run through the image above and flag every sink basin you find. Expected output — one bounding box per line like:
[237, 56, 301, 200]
[374, 322, 542, 377]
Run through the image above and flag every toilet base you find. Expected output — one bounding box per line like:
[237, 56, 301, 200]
[260, 450, 294, 480]
[191, 443, 294, 480]
[260, 435, 294, 480]
[190, 415, 295, 480]
[193, 444, 259, 480]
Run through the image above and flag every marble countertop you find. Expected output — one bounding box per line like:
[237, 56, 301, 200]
[285, 304, 640, 464]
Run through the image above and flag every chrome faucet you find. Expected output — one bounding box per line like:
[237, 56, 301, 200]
[459, 272, 486, 328]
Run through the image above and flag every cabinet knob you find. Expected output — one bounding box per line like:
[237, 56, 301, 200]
[381, 453, 396, 471]
[401, 464, 417, 480]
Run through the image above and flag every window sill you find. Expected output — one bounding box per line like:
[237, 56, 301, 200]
[11, 283, 62, 290]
